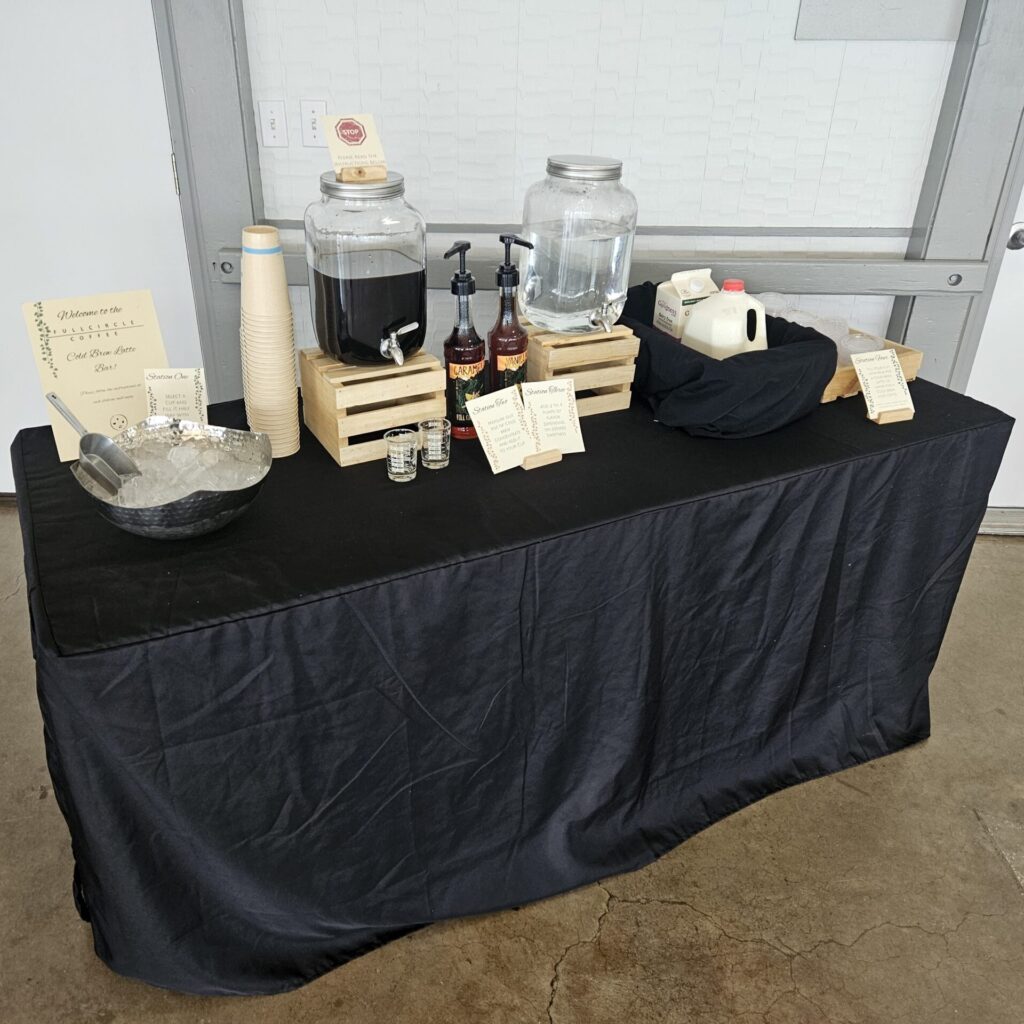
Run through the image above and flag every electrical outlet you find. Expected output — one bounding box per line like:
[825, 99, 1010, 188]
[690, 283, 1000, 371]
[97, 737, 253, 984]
[300, 100, 328, 147]
[258, 101, 288, 147]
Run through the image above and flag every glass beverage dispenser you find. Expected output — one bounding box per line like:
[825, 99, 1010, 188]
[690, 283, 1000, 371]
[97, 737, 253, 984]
[304, 171, 427, 365]
[519, 155, 638, 334]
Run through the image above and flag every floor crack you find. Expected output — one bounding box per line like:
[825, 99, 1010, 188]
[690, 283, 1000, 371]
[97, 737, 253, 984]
[546, 884, 611, 1024]
[791, 910, 1006, 961]
[611, 893, 794, 957]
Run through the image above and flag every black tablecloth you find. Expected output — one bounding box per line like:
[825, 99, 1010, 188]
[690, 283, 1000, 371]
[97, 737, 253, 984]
[12, 384, 1012, 995]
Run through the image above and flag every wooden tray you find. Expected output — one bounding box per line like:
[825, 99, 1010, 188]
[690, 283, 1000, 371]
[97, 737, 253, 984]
[299, 349, 446, 467]
[525, 324, 640, 417]
[821, 334, 923, 404]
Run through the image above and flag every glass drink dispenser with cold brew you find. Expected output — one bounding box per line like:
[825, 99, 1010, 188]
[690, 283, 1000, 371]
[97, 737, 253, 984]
[304, 171, 427, 365]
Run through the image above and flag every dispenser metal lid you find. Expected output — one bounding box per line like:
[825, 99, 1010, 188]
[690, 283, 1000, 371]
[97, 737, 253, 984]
[319, 170, 405, 200]
[546, 155, 622, 181]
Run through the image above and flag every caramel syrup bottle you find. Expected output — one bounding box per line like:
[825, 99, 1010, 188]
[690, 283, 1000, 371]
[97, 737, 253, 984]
[488, 233, 534, 392]
[443, 241, 486, 440]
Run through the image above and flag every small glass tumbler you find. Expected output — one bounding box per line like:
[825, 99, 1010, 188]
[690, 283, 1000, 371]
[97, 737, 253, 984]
[384, 428, 418, 482]
[418, 417, 451, 470]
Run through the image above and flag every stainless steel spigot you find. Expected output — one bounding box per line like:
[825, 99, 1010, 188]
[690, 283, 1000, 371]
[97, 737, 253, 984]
[380, 321, 419, 365]
[590, 303, 615, 333]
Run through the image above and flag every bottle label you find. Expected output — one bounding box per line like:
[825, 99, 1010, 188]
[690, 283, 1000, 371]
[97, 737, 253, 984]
[496, 351, 528, 389]
[449, 359, 486, 425]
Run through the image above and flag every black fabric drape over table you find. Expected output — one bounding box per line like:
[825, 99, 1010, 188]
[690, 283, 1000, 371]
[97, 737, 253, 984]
[12, 383, 1011, 995]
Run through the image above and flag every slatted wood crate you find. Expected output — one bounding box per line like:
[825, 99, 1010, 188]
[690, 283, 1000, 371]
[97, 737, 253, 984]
[820, 334, 923, 404]
[525, 324, 639, 416]
[299, 349, 446, 467]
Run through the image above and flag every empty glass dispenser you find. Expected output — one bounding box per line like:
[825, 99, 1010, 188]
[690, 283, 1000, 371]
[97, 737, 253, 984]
[519, 155, 638, 334]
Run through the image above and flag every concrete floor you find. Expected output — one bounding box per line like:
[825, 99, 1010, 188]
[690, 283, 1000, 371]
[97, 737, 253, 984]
[1, 502, 1022, 1024]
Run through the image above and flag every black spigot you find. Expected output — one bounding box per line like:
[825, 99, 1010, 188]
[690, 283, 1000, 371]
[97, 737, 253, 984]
[496, 233, 533, 288]
[444, 240, 475, 295]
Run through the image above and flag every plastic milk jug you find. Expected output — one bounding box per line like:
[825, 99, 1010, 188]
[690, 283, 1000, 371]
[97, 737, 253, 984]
[680, 279, 767, 360]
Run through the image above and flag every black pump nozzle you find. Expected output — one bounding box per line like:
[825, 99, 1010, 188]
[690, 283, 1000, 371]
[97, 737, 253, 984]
[496, 233, 533, 288]
[444, 240, 475, 296]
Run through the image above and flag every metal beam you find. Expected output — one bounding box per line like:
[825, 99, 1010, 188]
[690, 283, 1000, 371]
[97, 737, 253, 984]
[152, 0, 216, 390]
[265, 219, 914, 239]
[887, 0, 1024, 390]
[216, 247, 987, 296]
[229, 0, 264, 227]
[151, 0, 258, 402]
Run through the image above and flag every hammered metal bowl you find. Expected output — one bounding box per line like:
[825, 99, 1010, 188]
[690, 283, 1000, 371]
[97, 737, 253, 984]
[70, 417, 273, 540]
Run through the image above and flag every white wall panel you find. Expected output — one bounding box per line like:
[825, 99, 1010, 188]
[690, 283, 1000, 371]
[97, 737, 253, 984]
[1, 1, 201, 492]
[243, 0, 952, 229]
[966, 191, 1024, 508]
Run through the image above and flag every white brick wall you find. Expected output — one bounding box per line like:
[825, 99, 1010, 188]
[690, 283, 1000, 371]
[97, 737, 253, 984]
[248, 0, 955, 344]
[242, 0, 953, 228]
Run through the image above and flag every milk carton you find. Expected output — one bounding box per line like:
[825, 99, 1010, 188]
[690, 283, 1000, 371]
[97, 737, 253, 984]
[653, 270, 719, 338]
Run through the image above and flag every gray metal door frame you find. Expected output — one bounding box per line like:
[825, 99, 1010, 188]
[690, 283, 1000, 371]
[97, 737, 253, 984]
[889, 0, 1024, 391]
[154, 0, 1024, 399]
[151, 0, 263, 402]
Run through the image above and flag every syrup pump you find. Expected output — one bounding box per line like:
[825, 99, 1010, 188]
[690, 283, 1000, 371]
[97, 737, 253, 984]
[443, 241, 487, 440]
[488, 233, 534, 391]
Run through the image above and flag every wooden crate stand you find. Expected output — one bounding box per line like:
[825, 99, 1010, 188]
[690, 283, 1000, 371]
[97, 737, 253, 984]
[821, 334, 923, 404]
[526, 324, 640, 416]
[299, 349, 446, 467]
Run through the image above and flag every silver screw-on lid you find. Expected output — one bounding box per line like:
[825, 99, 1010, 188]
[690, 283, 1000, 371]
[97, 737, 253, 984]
[319, 170, 405, 200]
[546, 155, 622, 181]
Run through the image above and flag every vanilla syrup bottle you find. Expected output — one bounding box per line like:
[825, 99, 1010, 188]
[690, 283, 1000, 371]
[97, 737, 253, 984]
[488, 233, 534, 392]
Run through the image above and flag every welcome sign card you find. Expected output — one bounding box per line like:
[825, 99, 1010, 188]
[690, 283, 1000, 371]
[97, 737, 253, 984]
[23, 289, 168, 460]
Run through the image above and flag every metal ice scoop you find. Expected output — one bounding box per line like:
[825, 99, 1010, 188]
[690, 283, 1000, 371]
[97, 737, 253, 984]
[46, 392, 142, 497]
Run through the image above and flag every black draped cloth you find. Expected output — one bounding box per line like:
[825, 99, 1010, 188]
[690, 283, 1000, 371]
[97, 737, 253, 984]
[12, 384, 1011, 995]
[623, 281, 840, 437]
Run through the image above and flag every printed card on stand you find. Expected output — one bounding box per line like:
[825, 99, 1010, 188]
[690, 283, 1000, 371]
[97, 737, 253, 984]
[466, 387, 537, 474]
[144, 368, 208, 424]
[851, 349, 915, 424]
[521, 380, 585, 454]
[468, 380, 586, 474]
[23, 289, 168, 461]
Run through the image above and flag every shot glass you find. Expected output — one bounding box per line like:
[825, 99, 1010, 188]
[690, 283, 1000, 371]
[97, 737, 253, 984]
[418, 417, 451, 470]
[384, 428, 418, 483]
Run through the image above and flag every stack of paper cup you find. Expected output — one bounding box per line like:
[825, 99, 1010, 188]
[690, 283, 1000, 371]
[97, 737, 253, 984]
[239, 225, 300, 457]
